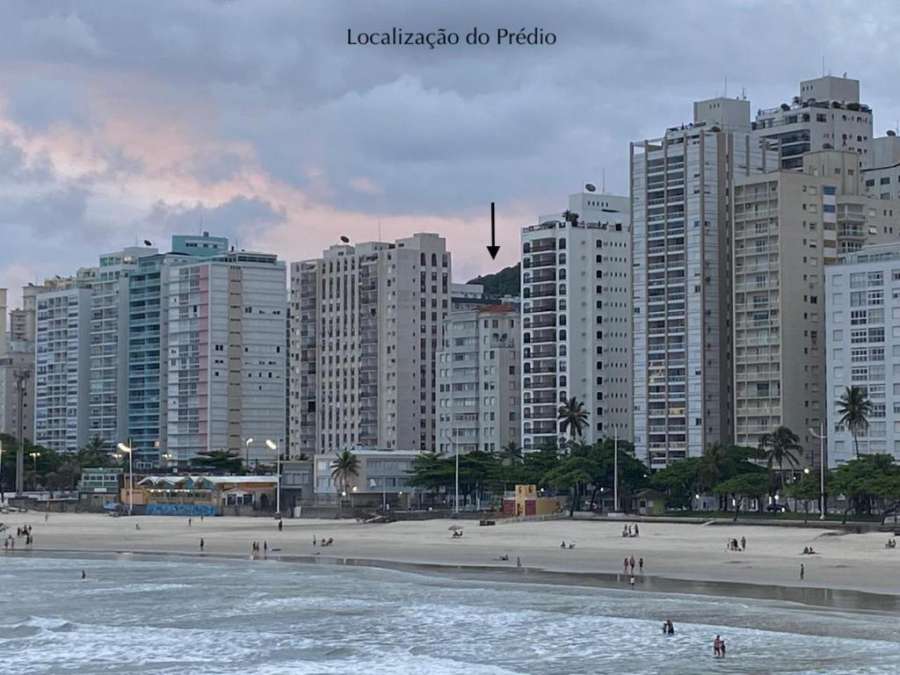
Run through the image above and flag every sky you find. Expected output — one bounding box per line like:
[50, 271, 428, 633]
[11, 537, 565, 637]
[2, 0, 900, 307]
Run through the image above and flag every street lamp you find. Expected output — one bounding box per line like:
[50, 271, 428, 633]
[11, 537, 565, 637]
[117, 443, 134, 516]
[265, 439, 280, 515]
[29, 451, 40, 472]
[808, 423, 827, 520]
[613, 425, 620, 513]
[244, 438, 254, 470]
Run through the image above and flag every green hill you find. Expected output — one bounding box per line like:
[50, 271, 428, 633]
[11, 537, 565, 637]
[467, 263, 520, 299]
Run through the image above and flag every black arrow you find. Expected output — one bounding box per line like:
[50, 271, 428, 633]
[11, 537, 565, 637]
[486, 202, 500, 259]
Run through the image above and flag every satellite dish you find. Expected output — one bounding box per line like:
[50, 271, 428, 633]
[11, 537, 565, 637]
[585, 183, 596, 192]
[340, 235, 350, 244]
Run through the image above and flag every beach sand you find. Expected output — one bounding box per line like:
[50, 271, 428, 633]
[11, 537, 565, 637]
[3, 512, 899, 605]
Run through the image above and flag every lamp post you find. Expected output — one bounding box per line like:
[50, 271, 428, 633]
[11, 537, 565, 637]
[244, 438, 254, 471]
[14, 369, 30, 497]
[117, 442, 134, 516]
[454, 440, 460, 515]
[613, 425, 620, 513]
[0, 440, 4, 504]
[265, 439, 279, 515]
[808, 422, 827, 520]
[29, 451, 40, 473]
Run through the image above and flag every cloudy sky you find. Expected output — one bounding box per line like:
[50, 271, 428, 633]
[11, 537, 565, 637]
[2, 0, 900, 306]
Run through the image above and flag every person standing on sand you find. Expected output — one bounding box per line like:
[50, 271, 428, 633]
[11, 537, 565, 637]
[639, 557, 644, 573]
[623, 557, 629, 574]
[200, 537, 204, 552]
[313, 535, 317, 546]
[713, 635, 722, 657]
[800, 563, 805, 580]
[188, 518, 192, 527]
[741, 536, 746, 551]
[629, 576, 635, 588]
[629, 555, 636, 572]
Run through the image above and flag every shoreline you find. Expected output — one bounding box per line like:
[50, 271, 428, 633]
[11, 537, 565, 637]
[6, 512, 900, 614]
[12, 546, 900, 615]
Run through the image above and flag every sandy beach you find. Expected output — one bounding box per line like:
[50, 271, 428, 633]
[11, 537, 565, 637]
[3, 512, 900, 606]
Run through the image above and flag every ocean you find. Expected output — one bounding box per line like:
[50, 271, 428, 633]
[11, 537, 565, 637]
[1, 554, 898, 674]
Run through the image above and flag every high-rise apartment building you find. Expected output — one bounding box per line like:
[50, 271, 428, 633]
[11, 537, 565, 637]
[127, 234, 229, 468]
[34, 287, 93, 453]
[165, 248, 287, 463]
[520, 191, 631, 451]
[289, 233, 450, 456]
[825, 243, 900, 465]
[752, 75, 873, 170]
[732, 167, 837, 461]
[863, 133, 900, 202]
[89, 246, 158, 448]
[631, 98, 778, 468]
[436, 304, 520, 454]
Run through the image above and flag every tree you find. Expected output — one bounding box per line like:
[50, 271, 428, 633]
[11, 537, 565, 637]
[331, 449, 360, 514]
[758, 426, 802, 494]
[543, 453, 595, 517]
[557, 397, 588, 446]
[78, 435, 112, 469]
[837, 386, 872, 459]
[651, 457, 703, 510]
[785, 471, 822, 523]
[830, 454, 896, 523]
[712, 473, 770, 521]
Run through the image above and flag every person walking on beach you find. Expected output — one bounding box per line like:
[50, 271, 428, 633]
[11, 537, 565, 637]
[313, 534, 317, 546]
[629, 575, 635, 588]
[629, 555, 635, 573]
[199, 537, 205, 552]
[713, 635, 722, 657]
[278, 520, 283, 532]
[623, 557, 629, 574]
[188, 518, 192, 527]
[741, 536, 746, 551]
[639, 557, 644, 573]
[800, 563, 805, 580]
[263, 540, 268, 558]
[634, 524, 639, 537]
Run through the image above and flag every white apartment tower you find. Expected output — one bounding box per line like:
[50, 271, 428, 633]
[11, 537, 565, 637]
[520, 190, 631, 451]
[34, 287, 92, 453]
[752, 75, 873, 170]
[826, 243, 900, 466]
[631, 97, 778, 468]
[289, 233, 450, 455]
[437, 304, 520, 454]
[165, 250, 287, 462]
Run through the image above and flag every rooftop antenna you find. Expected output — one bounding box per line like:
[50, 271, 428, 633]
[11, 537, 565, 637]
[822, 56, 825, 77]
[378, 218, 383, 242]
[741, 86, 746, 101]
[602, 169, 606, 193]
[724, 75, 728, 98]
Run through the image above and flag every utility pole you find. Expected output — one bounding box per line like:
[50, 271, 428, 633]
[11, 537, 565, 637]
[613, 426, 619, 513]
[14, 369, 30, 497]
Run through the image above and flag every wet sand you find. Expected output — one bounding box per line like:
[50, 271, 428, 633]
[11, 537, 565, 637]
[3, 512, 900, 610]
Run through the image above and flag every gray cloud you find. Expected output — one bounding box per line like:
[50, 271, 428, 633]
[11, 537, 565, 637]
[139, 195, 287, 242]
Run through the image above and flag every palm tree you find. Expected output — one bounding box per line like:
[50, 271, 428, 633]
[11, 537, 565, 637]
[557, 397, 589, 448]
[330, 449, 360, 515]
[837, 386, 872, 459]
[758, 426, 801, 493]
